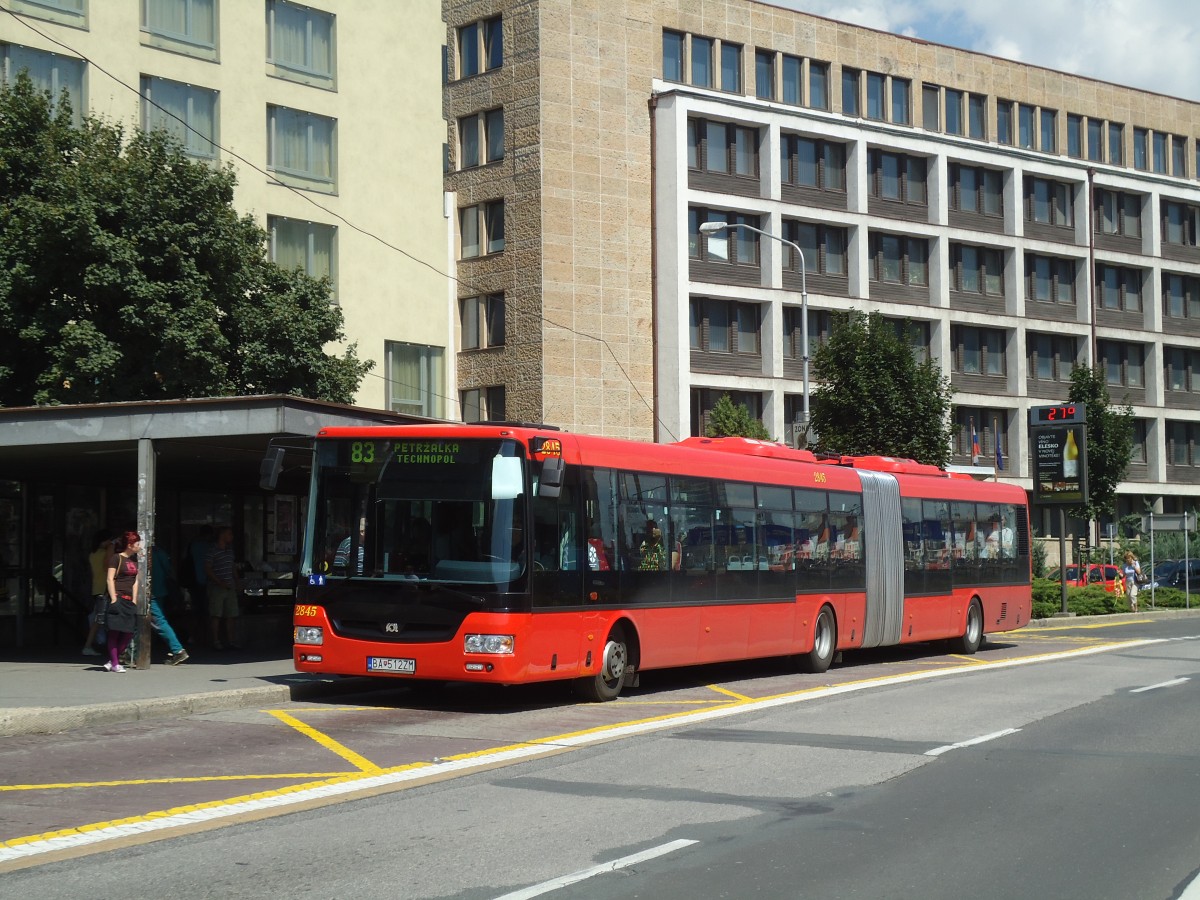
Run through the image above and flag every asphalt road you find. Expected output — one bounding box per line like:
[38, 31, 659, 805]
[4, 617, 1199, 899]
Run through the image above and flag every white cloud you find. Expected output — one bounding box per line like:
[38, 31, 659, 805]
[776, 0, 1200, 101]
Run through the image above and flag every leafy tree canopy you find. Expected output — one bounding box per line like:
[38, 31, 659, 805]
[1068, 364, 1134, 522]
[705, 393, 770, 440]
[0, 73, 372, 407]
[809, 311, 954, 467]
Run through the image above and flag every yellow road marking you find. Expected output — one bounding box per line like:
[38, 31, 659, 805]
[1029, 619, 1153, 632]
[947, 654, 989, 664]
[1, 636, 1159, 856]
[267, 710, 382, 774]
[707, 684, 754, 701]
[0, 773, 355, 792]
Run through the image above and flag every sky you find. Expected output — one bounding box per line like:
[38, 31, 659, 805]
[776, 0, 1200, 102]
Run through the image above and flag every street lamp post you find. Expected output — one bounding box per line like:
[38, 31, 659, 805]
[698, 220, 809, 445]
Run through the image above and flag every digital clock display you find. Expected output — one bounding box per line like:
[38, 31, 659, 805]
[1031, 404, 1084, 424]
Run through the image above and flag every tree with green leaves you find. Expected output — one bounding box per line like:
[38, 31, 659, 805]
[0, 72, 371, 407]
[1067, 364, 1134, 523]
[705, 393, 770, 440]
[809, 311, 954, 467]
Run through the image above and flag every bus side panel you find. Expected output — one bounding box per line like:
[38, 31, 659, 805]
[978, 583, 1031, 634]
[898, 594, 954, 643]
[826, 593, 866, 650]
[608, 606, 701, 670]
[524, 610, 587, 679]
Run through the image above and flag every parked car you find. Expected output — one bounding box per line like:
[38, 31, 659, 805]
[1046, 563, 1123, 592]
[1166, 558, 1200, 592]
[1144, 560, 1180, 590]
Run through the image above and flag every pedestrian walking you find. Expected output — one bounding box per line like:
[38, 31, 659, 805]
[205, 526, 242, 649]
[150, 544, 189, 665]
[103, 531, 142, 672]
[1122, 550, 1144, 613]
[82, 530, 112, 656]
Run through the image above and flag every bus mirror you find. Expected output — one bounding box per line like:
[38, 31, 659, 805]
[259, 447, 285, 491]
[492, 456, 524, 500]
[538, 456, 564, 498]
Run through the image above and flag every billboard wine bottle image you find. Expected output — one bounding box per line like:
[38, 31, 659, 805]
[1063, 429, 1079, 479]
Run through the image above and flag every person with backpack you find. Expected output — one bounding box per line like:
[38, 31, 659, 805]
[1122, 550, 1144, 613]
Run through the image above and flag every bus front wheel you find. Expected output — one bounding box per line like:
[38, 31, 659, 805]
[950, 598, 984, 655]
[798, 606, 837, 674]
[575, 625, 629, 702]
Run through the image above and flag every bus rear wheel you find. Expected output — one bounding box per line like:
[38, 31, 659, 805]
[950, 598, 984, 655]
[798, 606, 837, 674]
[575, 625, 629, 702]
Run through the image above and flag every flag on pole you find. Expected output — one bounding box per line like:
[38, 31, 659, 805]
[994, 416, 1004, 471]
[970, 417, 981, 464]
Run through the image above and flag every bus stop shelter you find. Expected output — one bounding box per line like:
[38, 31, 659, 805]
[0, 396, 423, 650]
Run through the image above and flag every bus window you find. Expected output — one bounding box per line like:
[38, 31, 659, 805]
[582, 468, 618, 572]
[794, 488, 829, 593]
[828, 491, 864, 591]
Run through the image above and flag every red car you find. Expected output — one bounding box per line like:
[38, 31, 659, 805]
[1047, 563, 1123, 592]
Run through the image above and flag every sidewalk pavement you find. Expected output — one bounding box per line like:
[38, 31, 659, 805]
[0, 645, 382, 738]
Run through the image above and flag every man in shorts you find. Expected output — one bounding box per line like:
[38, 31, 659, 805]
[205, 526, 241, 649]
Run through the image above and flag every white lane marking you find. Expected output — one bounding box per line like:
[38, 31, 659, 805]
[0, 637, 1167, 866]
[491, 839, 699, 900]
[1130, 677, 1190, 693]
[925, 727, 1021, 757]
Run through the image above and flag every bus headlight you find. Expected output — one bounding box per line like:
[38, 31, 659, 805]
[464, 633, 514, 655]
[295, 626, 324, 645]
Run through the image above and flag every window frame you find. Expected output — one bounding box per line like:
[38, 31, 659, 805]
[869, 232, 929, 286]
[140, 74, 219, 160]
[458, 107, 504, 169]
[951, 244, 1005, 297]
[459, 200, 505, 259]
[266, 0, 336, 88]
[385, 341, 445, 418]
[460, 293, 505, 351]
[266, 104, 337, 191]
[457, 14, 502, 79]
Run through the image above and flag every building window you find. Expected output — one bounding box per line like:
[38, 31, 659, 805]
[268, 215, 336, 295]
[780, 134, 846, 192]
[460, 293, 505, 350]
[1133, 127, 1148, 170]
[457, 15, 501, 78]
[1, 44, 85, 123]
[944, 88, 963, 135]
[883, 317, 931, 363]
[1096, 189, 1141, 237]
[922, 83, 939, 131]
[842, 67, 860, 116]
[996, 99, 1012, 145]
[1099, 340, 1143, 388]
[1086, 118, 1103, 162]
[866, 72, 885, 121]
[385, 341, 444, 418]
[267, 105, 336, 190]
[1096, 264, 1143, 312]
[1067, 114, 1082, 158]
[141, 0, 217, 56]
[1165, 347, 1200, 394]
[141, 75, 218, 159]
[869, 150, 928, 206]
[953, 326, 1006, 376]
[1164, 273, 1200, 320]
[458, 108, 503, 169]
[949, 164, 1003, 217]
[690, 297, 760, 355]
[809, 60, 829, 110]
[689, 209, 758, 265]
[953, 408, 1007, 461]
[720, 42, 742, 93]
[1025, 176, 1074, 227]
[892, 78, 911, 125]
[461, 386, 505, 423]
[10, 0, 85, 28]
[869, 233, 928, 285]
[780, 53, 801, 104]
[267, 0, 335, 88]
[692, 388, 764, 437]
[1162, 200, 1200, 247]
[754, 49, 774, 100]
[967, 93, 986, 140]
[1026, 254, 1077, 304]
[459, 200, 504, 259]
[1109, 122, 1124, 165]
[782, 220, 848, 275]
[1039, 108, 1057, 153]
[1018, 103, 1036, 149]
[1168, 421, 1200, 467]
[691, 35, 713, 88]
[688, 118, 758, 177]
[951, 244, 1005, 296]
[1172, 135, 1188, 177]
[1028, 333, 1076, 383]
[782, 308, 832, 359]
[663, 30, 684, 82]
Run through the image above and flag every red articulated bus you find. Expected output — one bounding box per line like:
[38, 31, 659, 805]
[291, 424, 1031, 701]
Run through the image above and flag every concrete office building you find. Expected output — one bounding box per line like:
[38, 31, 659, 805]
[444, 0, 1200, 530]
[1, 0, 451, 416]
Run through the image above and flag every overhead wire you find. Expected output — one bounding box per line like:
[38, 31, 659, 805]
[0, 4, 675, 439]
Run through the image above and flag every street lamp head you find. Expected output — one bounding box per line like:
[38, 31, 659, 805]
[699, 221, 730, 235]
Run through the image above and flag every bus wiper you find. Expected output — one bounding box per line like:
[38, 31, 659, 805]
[426, 583, 487, 606]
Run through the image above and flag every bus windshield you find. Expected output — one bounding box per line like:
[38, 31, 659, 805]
[306, 437, 527, 586]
